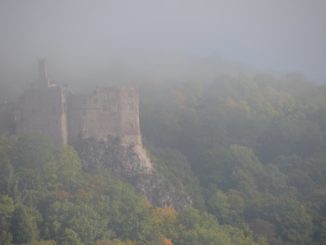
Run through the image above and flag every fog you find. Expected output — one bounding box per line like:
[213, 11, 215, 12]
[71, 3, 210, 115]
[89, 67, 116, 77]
[2, 2, 326, 244]
[1, 0, 326, 94]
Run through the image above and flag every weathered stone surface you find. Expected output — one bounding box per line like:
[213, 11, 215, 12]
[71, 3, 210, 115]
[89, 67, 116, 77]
[12, 59, 193, 210]
[15, 85, 68, 145]
[75, 138, 193, 210]
[0, 100, 15, 134]
[14, 60, 143, 147]
[67, 86, 142, 146]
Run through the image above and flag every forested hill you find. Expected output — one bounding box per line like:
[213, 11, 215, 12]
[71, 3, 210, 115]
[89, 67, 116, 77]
[1, 73, 326, 244]
[140, 73, 326, 244]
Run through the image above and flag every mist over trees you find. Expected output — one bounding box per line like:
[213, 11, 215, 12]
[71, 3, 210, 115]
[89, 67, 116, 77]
[0, 1, 326, 244]
[1, 69, 326, 244]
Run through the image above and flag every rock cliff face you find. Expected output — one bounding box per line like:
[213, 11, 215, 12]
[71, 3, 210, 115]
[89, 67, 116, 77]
[74, 138, 193, 210]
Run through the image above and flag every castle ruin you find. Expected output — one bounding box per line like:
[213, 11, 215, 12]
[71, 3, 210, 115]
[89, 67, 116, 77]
[15, 60, 143, 147]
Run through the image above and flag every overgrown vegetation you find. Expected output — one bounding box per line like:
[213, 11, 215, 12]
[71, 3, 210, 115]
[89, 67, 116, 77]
[140, 74, 326, 245]
[1, 73, 326, 244]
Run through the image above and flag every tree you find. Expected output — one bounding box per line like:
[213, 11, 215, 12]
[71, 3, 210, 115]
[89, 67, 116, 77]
[248, 197, 313, 244]
[208, 190, 231, 224]
[0, 195, 15, 245]
[174, 208, 234, 245]
[11, 206, 34, 244]
[58, 229, 83, 245]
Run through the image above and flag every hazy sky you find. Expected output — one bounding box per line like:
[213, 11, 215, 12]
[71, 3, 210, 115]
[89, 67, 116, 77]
[0, 0, 325, 88]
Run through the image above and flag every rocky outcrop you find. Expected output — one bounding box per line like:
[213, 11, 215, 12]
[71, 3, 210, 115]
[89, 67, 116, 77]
[74, 138, 192, 210]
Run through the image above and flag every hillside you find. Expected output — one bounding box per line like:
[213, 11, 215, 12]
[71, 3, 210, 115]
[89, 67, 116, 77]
[1, 72, 326, 244]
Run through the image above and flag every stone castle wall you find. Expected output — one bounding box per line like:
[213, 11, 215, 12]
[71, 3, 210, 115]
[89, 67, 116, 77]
[15, 86, 68, 144]
[115, 87, 142, 145]
[15, 60, 142, 146]
[67, 87, 141, 146]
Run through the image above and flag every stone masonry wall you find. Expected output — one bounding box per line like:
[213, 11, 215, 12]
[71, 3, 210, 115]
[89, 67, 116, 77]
[15, 60, 142, 147]
[67, 87, 142, 146]
[15, 86, 68, 145]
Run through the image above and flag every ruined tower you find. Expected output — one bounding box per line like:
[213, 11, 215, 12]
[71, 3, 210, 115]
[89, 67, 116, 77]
[15, 60, 143, 148]
[38, 58, 50, 87]
[15, 59, 68, 144]
[67, 86, 142, 146]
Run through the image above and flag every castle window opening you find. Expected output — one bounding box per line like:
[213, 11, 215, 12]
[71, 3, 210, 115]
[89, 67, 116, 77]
[103, 105, 108, 112]
[94, 98, 98, 105]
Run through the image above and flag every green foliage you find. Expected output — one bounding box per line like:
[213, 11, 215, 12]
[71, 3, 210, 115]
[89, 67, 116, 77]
[174, 208, 259, 245]
[11, 205, 35, 244]
[174, 208, 232, 245]
[31, 240, 57, 245]
[2, 72, 326, 244]
[247, 196, 313, 244]
[58, 228, 84, 245]
[149, 147, 204, 209]
[0, 195, 14, 244]
[140, 76, 326, 244]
